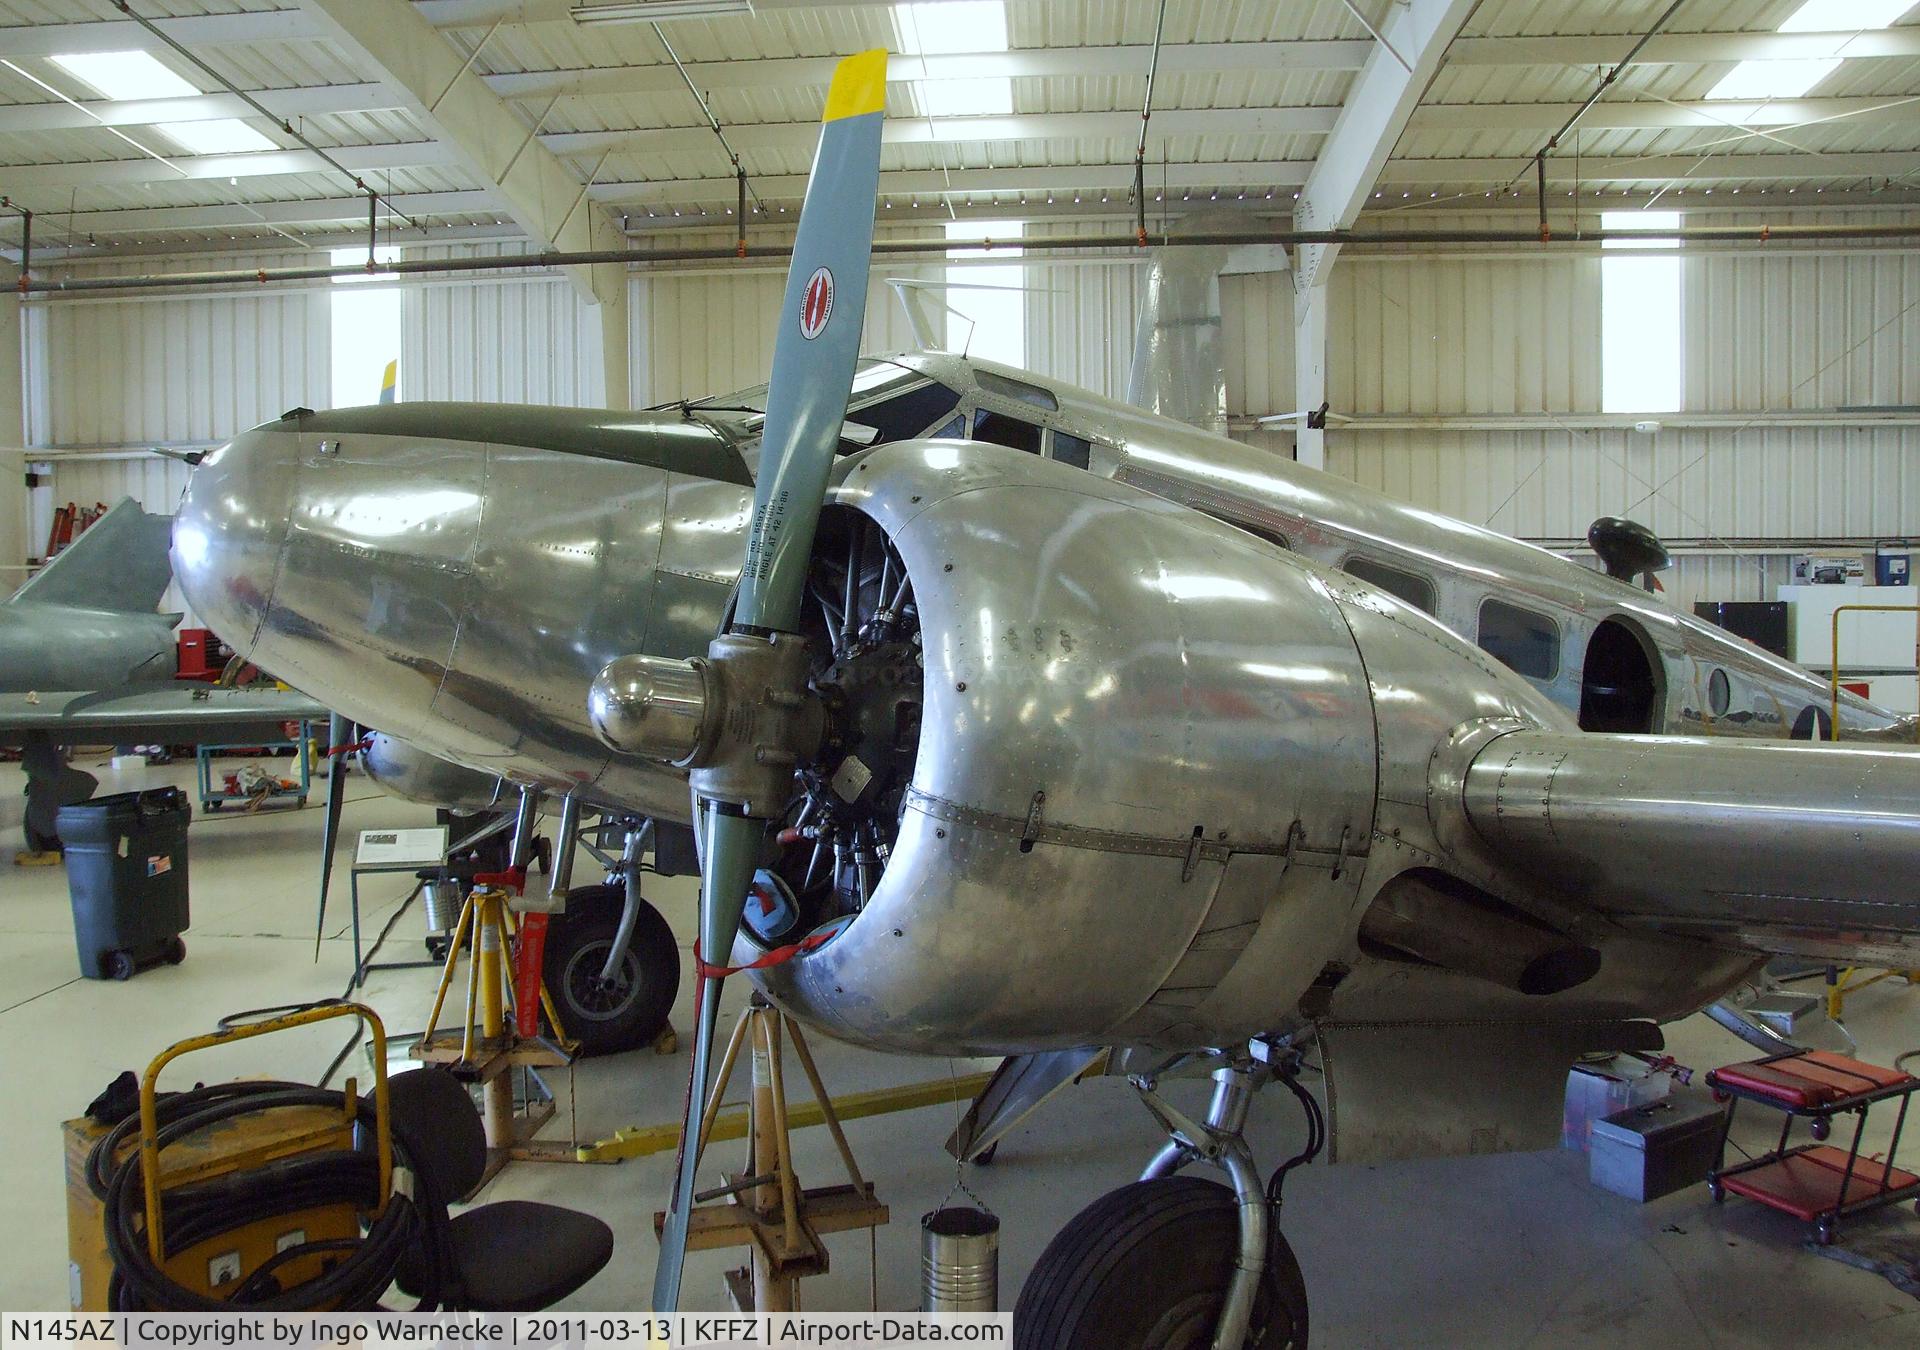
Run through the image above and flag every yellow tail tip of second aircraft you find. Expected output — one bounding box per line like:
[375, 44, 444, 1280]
[823, 48, 888, 122]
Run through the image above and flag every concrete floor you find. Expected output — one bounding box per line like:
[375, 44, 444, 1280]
[4, 755, 1919, 1343]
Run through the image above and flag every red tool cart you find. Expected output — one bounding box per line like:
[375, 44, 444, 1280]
[1706, 1049, 1920, 1245]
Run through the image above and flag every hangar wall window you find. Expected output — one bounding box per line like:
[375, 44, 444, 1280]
[1600, 211, 1682, 414]
[1344, 556, 1437, 614]
[330, 246, 401, 407]
[944, 219, 1026, 367]
[1479, 599, 1561, 680]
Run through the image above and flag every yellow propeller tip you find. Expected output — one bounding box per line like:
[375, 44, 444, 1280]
[823, 48, 888, 122]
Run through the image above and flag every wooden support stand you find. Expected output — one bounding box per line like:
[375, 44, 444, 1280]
[653, 995, 888, 1312]
[414, 882, 577, 1184]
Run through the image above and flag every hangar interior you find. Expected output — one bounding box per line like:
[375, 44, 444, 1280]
[3, 0, 1920, 1343]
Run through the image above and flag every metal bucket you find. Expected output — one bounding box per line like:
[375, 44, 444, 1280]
[423, 876, 462, 939]
[921, 1206, 999, 1312]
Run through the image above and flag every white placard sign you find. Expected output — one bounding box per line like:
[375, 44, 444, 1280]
[353, 826, 449, 867]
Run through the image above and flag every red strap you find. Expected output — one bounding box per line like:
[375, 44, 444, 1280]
[324, 736, 372, 757]
[693, 927, 839, 981]
[474, 866, 526, 895]
[513, 912, 549, 1038]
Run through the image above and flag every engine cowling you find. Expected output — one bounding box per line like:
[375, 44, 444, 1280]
[361, 732, 507, 812]
[753, 441, 1379, 1054]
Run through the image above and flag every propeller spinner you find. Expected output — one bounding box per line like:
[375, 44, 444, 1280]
[587, 47, 889, 1312]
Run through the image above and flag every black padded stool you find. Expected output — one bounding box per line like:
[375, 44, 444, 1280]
[384, 1067, 613, 1310]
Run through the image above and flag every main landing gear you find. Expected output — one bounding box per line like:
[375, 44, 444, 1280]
[1016, 1041, 1320, 1350]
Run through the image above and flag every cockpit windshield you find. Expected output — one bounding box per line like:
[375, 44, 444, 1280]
[689, 359, 965, 475]
[686, 360, 925, 420]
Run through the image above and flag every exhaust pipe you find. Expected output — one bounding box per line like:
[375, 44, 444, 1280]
[1360, 870, 1601, 997]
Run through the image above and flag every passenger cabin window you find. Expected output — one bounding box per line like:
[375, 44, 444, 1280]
[1478, 599, 1560, 680]
[1344, 556, 1437, 615]
[972, 407, 1044, 455]
[1050, 430, 1091, 470]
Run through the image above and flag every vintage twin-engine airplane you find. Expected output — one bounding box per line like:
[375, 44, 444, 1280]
[0, 498, 327, 853]
[171, 49, 1920, 1349]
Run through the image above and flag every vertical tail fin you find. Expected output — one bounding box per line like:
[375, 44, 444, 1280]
[378, 359, 398, 405]
[8, 497, 174, 613]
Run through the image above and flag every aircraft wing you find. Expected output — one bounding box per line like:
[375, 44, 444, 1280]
[1452, 729, 1920, 966]
[0, 686, 332, 746]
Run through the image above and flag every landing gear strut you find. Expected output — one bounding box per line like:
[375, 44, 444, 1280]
[1015, 1041, 1316, 1349]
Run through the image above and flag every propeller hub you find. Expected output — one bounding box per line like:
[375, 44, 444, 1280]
[590, 634, 827, 818]
[589, 653, 715, 765]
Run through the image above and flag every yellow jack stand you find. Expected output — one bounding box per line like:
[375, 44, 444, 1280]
[415, 881, 577, 1184]
[1826, 964, 1920, 1023]
[655, 994, 888, 1313]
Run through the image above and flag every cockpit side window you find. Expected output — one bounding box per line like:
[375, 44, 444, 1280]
[972, 407, 1044, 455]
[1049, 430, 1092, 469]
[1344, 555, 1437, 615]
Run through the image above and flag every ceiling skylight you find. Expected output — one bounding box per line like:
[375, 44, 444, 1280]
[156, 119, 277, 155]
[1705, 0, 1917, 100]
[48, 50, 198, 101]
[895, 2, 1013, 118]
[1776, 0, 1915, 31]
[47, 48, 277, 157]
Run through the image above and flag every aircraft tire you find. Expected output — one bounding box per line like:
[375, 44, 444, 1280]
[542, 883, 679, 1057]
[1014, 1176, 1307, 1350]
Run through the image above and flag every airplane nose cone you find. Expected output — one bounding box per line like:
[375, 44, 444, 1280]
[171, 425, 299, 658]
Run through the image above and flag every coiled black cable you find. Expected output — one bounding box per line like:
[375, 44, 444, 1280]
[89, 1079, 440, 1311]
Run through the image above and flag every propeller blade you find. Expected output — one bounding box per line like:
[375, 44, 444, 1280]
[734, 48, 886, 635]
[651, 808, 762, 1311]
[314, 713, 353, 960]
[651, 47, 887, 1315]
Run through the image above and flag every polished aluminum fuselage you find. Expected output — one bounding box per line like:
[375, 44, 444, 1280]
[173, 351, 1909, 1055]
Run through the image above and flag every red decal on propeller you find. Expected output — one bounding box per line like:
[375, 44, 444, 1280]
[800, 266, 834, 339]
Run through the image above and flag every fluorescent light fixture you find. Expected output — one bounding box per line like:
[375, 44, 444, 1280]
[48, 49, 197, 101]
[570, 0, 752, 23]
[1705, 0, 1915, 100]
[896, 2, 1013, 117]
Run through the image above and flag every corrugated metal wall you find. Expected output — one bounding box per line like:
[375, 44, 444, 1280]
[402, 244, 607, 407]
[630, 225, 943, 405]
[19, 213, 1917, 621]
[26, 251, 328, 451]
